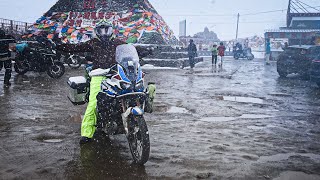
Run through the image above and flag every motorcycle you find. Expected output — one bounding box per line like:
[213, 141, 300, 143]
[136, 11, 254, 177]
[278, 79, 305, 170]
[67, 44, 155, 165]
[234, 47, 255, 60]
[14, 41, 65, 78]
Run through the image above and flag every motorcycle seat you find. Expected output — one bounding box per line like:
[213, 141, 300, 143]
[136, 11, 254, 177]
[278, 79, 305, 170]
[89, 68, 110, 77]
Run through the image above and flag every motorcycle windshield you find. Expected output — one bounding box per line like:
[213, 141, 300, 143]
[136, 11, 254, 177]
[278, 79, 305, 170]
[116, 44, 140, 82]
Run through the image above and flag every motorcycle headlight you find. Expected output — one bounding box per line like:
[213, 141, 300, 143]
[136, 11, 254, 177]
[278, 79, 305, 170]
[135, 80, 144, 91]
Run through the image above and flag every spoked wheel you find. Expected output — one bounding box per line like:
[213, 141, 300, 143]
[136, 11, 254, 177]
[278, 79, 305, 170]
[47, 61, 65, 78]
[67, 55, 82, 69]
[127, 115, 150, 165]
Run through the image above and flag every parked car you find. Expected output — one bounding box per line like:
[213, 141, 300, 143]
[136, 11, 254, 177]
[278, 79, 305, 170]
[277, 45, 320, 79]
[310, 55, 320, 87]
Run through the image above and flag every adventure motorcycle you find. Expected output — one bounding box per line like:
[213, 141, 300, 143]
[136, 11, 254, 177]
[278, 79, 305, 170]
[234, 47, 255, 60]
[14, 41, 65, 78]
[67, 44, 155, 165]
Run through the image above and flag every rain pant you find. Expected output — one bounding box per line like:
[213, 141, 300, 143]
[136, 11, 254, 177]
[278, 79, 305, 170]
[145, 83, 156, 113]
[81, 76, 106, 138]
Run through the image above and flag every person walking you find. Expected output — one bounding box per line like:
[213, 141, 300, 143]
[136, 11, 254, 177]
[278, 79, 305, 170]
[0, 29, 15, 87]
[265, 39, 271, 65]
[211, 44, 218, 66]
[217, 42, 226, 67]
[187, 39, 197, 70]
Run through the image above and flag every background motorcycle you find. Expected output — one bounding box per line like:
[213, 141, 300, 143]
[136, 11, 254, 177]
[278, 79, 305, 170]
[14, 40, 65, 78]
[234, 48, 255, 60]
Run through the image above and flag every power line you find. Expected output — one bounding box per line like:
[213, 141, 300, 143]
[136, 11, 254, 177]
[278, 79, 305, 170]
[297, 0, 320, 12]
[192, 20, 286, 25]
[161, 5, 320, 17]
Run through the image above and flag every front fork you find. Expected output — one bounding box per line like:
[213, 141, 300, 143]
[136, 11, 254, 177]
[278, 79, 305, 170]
[121, 99, 144, 136]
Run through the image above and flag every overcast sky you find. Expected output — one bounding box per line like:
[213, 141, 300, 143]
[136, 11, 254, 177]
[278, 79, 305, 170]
[0, 0, 319, 40]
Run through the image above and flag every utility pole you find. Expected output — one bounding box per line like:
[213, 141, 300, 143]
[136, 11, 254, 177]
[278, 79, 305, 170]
[236, 13, 240, 41]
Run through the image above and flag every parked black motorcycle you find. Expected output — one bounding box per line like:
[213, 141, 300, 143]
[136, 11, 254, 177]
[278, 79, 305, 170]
[14, 41, 65, 78]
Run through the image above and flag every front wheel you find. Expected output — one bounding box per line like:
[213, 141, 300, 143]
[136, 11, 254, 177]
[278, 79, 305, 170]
[277, 69, 288, 78]
[14, 61, 29, 75]
[67, 55, 82, 69]
[47, 61, 65, 78]
[127, 115, 150, 165]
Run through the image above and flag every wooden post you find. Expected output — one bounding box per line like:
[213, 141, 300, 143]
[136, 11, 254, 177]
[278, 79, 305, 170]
[25, 23, 28, 32]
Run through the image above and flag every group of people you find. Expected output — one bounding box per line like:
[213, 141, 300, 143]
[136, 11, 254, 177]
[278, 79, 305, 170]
[187, 39, 226, 70]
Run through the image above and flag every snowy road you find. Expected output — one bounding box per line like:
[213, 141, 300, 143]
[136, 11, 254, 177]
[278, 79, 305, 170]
[0, 57, 320, 179]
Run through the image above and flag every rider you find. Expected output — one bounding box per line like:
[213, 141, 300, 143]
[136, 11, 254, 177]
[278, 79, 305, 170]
[0, 29, 15, 87]
[57, 20, 126, 144]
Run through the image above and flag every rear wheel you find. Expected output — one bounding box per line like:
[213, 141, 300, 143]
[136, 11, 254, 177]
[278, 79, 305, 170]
[247, 54, 254, 60]
[127, 115, 150, 165]
[234, 53, 240, 60]
[47, 61, 65, 78]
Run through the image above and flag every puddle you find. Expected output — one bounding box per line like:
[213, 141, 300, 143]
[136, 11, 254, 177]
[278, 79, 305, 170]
[273, 171, 320, 180]
[35, 134, 64, 143]
[247, 126, 265, 130]
[167, 106, 190, 114]
[200, 114, 272, 123]
[240, 114, 273, 119]
[200, 117, 237, 122]
[43, 139, 63, 143]
[217, 96, 264, 104]
[259, 153, 320, 163]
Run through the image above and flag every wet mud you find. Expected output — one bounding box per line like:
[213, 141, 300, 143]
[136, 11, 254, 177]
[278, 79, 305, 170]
[0, 58, 320, 179]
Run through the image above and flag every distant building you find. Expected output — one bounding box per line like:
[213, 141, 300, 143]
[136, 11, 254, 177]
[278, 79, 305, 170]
[265, 0, 320, 48]
[179, 27, 220, 50]
[179, 20, 186, 37]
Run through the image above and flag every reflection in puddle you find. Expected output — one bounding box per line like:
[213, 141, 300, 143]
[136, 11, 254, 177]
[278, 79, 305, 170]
[218, 96, 264, 104]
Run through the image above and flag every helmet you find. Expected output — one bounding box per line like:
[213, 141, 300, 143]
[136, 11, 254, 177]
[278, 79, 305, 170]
[95, 19, 113, 41]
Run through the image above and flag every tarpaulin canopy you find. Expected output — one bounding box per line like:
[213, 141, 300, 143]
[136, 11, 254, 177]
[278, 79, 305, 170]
[23, 0, 177, 44]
